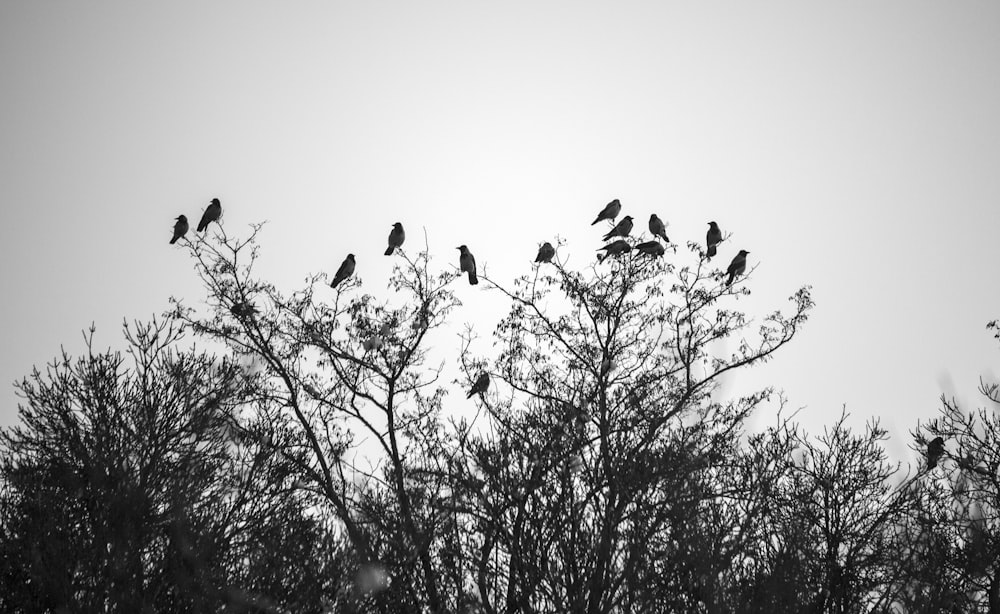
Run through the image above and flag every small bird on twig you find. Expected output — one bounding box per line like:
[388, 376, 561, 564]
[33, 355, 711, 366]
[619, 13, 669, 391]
[170, 215, 189, 244]
[602, 216, 634, 241]
[458, 245, 478, 285]
[330, 254, 356, 288]
[535, 242, 555, 264]
[725, 250, 749, 287]
[706, 221, 722, 259]
[648, 214, 669, 243]
[385, 223, 405, 256]
[591, 199, 622, 225]
[197, 198, 222, 232]
[467, 372, 490, 398]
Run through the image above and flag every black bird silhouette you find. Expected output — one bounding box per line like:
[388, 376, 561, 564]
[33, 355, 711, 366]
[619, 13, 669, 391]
[725, 250, 749, 286]
[330, 254, 356, 288]
[467, 372, 490, 398]
[927, 437, 945, 469]
[706, 221, 722, 259]
[591, 199, 622, 225]
[170, 215, 189, 244]
[385, 222, 405, 256]
[649, 214, 669, 243]
[602, 215, 634, 241]
[230, 302, 258, 318]
[197, 198, 222, 232]
[636, 240, 665, 257]
[535, 242, 555, 264]
[458, 245, 478, 285]
[597, 239, 631, 261]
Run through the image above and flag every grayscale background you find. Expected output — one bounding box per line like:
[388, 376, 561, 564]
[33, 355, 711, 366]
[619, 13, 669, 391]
[1, 2, 998, 463]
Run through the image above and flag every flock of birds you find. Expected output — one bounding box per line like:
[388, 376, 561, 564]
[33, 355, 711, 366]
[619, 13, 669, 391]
[170, 198, 949, 467]
[170, 197, 751, 290]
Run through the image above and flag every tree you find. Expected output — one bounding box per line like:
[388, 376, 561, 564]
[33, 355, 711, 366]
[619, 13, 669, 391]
[171, 221, 813, 613]
[0, 319, 339, 613]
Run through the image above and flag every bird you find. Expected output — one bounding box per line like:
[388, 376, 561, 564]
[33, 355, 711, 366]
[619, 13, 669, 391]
[706, 221, 722, 259]
[927, 437, 945, 469]
[330, 254, 356, 288]
[230, 301, 258, 318]
[362, 336, 383, 352]
[170, 215, 189, 244]
[597, 239, 631, 260]
[385, 223, 405, 256]
[197, 198, 222, 232]
[467, 372, 490, 398]
[725, 250, 749, 286]
[635, 240, 665, 257]
[602, 216, 634, 241]
[591, 199, 622, 225]
[535, 242, 555, 264]
[649, 214, 669, 243]
[457, 245, 478, 285]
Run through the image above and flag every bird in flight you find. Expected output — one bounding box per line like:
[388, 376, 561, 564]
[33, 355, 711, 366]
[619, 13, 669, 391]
[591, 199, 622, 225]
[602, 215, 634, 241]
[467, 372, 490, 398]
[385, 223, 405, 256]
[725, 250, 749, 286]
[926, 437, 945, 469]
[535, 242, 555, 264]
[648, 214, 669, 243]
[458, 245, 478, 285]
[170, 215, 189, 244]
[197, 198, 222, 232]
[636, 240, 665, 257]
[706, 221, 722, 259]
[330, 254, 356, 288]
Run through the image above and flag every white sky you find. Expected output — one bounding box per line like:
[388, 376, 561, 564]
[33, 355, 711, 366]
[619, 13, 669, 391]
[1, 2, 998, 462]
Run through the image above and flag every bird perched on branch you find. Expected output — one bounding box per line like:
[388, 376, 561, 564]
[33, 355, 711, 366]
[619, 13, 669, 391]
[535, 242, 555, 264]
[197, 198, 222, 232]
[467, 372, 490, 398]
[927, 437, 945, 469]
[636, 240, 665, 257]
[649, 214, 669, 243]
[458, 245, 478, 285]
[385, 223, 405, 255]
[170, 215, 189, 244]
[230, 301, 258, 318]
[706, 221, 722, 259]
[591, 199, 622, 225]
[597, 239, 631, 261]
[602, 216, 634, 241]
[725, 250, 749, 286]
[330, 254, 356, 288]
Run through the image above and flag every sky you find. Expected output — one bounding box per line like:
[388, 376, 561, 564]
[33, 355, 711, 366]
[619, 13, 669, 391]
[1, 2, 998, 463]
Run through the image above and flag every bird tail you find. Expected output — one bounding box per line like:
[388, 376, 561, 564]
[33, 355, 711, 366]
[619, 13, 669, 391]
[707, 245, 716, 259]
[591, 217, 600, 225]
[466, 389, 476, 399]
[384, 246, 394, 256]
[170, 236, 179, 245]
[197, 222, 208, 232]
[469, 270, 479, 285]
[726, 273, 734, 287]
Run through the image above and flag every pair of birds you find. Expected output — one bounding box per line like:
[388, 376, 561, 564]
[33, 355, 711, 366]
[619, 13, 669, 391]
[705, 221, 749, 287]
[329, 222, 408, 288]
[170, 198, 223, 244]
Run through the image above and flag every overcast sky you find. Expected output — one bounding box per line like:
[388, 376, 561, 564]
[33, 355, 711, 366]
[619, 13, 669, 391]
[1, 2, 998, 463]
